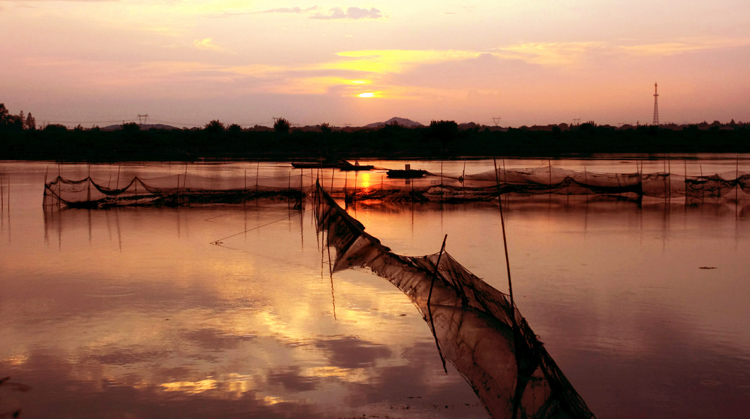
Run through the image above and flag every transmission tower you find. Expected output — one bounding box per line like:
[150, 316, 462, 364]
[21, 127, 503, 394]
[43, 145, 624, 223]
[652, 83, 659, 126]
[492, 117, 501, 126]
[138, 114, 149, 124]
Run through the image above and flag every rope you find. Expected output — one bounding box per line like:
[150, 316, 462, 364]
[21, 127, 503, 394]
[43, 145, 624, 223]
[210, 209, 311, 245]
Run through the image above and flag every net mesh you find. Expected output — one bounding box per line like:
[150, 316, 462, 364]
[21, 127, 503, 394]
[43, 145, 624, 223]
[332, 166, 750, 206]
[43, 173, 307, 209]
[314, 182, 596, 419]
[43, 165, 750, 210]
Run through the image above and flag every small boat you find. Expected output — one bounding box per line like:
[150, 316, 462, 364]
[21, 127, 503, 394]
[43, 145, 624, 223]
[387, 164, 427, 178]
[338, 161, 374, 171]
[291, 160, 342, 169]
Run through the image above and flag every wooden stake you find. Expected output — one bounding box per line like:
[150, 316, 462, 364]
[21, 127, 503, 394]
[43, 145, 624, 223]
[493, 156, 515, 311]
[427, 234, 448, 373]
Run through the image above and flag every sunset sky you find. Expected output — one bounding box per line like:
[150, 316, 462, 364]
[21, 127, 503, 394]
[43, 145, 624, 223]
[2, 0, 749, 128]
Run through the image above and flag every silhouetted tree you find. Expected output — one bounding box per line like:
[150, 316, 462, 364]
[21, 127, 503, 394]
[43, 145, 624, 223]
[205, 119, 225, 133]
[43, 124, 67, 132]
[427, 120, 459, 153]
[227, 123, 242, 133]
[25, 112, 36, 130]
[378, 120, 403, 135]
[274, 118, 291, 133]
[121, 122, 140, 132]
[320, 123, 332, 134]
[428, 120, 458, 139]
[0, 103, 23, 131]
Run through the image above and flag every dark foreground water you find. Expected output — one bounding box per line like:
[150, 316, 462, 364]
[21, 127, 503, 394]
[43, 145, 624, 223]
[1, 159, 749, 418]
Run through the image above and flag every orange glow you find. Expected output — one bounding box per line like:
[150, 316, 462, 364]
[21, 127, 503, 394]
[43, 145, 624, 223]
[359, 173, 371, 189]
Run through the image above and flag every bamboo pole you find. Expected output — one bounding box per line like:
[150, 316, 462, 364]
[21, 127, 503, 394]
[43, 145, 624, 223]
[736, 155, 740, 203]
[736, 155, 740, 216]
[684, 160, 688, 197]
[427, 234, 448, 373]
[493, 157, 515, 311]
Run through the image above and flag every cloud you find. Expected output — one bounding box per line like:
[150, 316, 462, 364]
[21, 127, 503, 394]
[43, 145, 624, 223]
[257, 6, 319, 14]
[192, 38, 232, 53]
[619, 38, 750, 56]
[311, 7, 382, 20]
[494, 42, 606, 67]
[318, 49, 482, 74]
[217, 5, 383, 20]
[0, 0, 117, 2]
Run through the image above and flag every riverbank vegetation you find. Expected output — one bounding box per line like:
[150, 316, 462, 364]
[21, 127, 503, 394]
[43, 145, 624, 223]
[2, 105, 749, 161]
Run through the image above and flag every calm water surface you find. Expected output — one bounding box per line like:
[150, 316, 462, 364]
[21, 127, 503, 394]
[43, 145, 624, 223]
[1, 159, 749, 418]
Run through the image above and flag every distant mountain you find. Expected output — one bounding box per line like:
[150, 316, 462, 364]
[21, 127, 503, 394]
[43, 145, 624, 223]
[100, 123, 178, 131]
[364, 117, 424, 129]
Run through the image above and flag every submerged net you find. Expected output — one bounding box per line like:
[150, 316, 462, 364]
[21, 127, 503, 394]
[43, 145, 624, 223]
[341, 166, 750, 206]
[43, 173, 307, 209]
[43, 163, 750, 211]
[314, 181, 595, 419]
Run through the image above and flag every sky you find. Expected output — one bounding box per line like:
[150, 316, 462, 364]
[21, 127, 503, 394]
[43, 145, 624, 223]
[2, 0, 749, 128]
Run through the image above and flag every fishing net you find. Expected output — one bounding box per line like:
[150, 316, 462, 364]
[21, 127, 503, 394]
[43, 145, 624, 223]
[343, 166, 750, 206]
[314, 182, 595, 419]
[42, 164, 750, 210]
[43, 172, 307, 209]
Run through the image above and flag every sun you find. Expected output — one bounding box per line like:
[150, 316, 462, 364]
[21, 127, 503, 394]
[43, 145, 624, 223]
[358, 92, 376, 98]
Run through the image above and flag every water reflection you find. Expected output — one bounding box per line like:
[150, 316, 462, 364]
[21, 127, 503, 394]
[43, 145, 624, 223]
[314, 184, 595, 418]
[2, 160, 750, 418]
[3, 202, 488, 418]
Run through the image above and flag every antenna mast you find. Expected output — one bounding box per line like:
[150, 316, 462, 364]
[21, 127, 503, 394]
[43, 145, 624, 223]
[652, 83, 659, 126]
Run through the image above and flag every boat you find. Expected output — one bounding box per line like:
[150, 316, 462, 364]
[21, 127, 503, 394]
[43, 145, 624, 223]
[291, 160, 342, 169]
[386, 163, 427, 178]
[338, 161, 374, 171]
[313, 181, 595, 419]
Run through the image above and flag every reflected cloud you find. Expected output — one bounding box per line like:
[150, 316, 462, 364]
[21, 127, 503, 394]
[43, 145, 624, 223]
[161, 378, 218, 393]
[86, 348, 171, 366]
[182, 328, 257, 351]
[268, 367, 319, 391]
[315, 336, 392, 369]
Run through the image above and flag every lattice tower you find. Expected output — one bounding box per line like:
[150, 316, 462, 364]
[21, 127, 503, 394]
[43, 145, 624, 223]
[652, 83, 659, 126]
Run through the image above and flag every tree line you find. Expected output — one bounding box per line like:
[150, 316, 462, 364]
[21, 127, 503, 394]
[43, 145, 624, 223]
[0, 103, 36, 131]
[1, 103, 749, 161]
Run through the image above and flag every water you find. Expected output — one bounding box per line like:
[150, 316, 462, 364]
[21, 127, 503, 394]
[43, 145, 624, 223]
[2, 159, 750, 418]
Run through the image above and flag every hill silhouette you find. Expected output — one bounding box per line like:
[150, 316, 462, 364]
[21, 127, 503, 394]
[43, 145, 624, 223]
[364, 117, 424, 129]
[100, 123, 178, 131]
